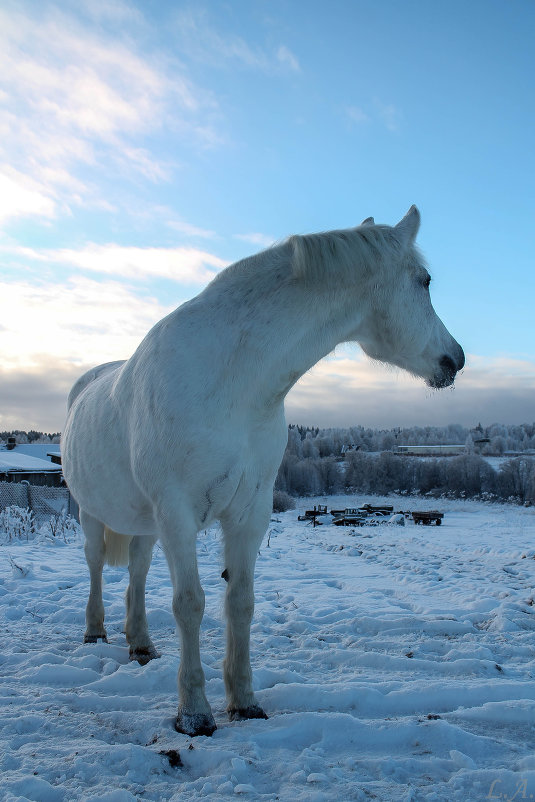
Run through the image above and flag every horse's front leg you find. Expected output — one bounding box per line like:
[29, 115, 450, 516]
[220, 493, 271, 721]
[158, 508, 216, 737]
[125, 535, 160, 664]
[80, 510, 107, 643]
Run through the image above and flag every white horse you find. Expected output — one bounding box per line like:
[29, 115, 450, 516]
[62, 206, 464, 736]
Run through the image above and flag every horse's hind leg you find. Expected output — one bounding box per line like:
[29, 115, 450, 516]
[81, 510, 107, 643]
[220, 491, 271, 722]
[125, 535, 160, 664]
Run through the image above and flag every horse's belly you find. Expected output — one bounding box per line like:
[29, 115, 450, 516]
[63, 391, 157, 536]
[68, 455, 156, 535]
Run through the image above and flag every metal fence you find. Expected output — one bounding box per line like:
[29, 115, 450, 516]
[0, 481, 78, 525]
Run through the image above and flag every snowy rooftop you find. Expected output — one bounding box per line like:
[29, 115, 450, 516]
[10, 443, 60, 461]
[0, 452, 61, 473]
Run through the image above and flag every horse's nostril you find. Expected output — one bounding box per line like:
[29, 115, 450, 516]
[457, 348, 465, 371]
[439, 355, 457, 375]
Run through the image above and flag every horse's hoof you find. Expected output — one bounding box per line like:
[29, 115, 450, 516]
[228, 704, 268, 722]
[129, 646, 161, 665]
[174, 710, 217, 737]
[84, 634, 108, 644]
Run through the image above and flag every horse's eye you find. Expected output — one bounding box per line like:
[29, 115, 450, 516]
[423, 275, 431, 289]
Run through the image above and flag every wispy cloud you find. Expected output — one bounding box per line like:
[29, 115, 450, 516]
[0, 275, 173, 373]
[166, 216, 216, 239]
[116, 147, 173, 184]
[174, 7, 300, 75]
[5, 243, 228, 284]
[234, 232, 275, 249]
[374, 99, 402, 132]
[345, 100, 401, 132]
[276, 45, 301, 73]
[0, 3, 217, 222]
[77, 0, 144, 25]
[345, 106, 370, 126]
[0, 169, 57, 224]
[457, 354, 535, 390]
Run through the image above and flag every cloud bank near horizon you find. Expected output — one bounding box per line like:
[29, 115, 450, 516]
[1, 348, 533, 434]
[286, 352, 535, 430]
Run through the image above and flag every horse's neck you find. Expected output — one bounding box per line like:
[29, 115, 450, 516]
[260, 287, 362, 403]
[202, 259, 369, 410]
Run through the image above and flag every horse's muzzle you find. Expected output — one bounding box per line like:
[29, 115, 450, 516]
[428, 348, 465, 389]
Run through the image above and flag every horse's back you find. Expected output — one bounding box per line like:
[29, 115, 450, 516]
[67, 361, 126, 410]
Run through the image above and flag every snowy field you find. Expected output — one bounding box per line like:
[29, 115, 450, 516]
[2, 495, 535, 802]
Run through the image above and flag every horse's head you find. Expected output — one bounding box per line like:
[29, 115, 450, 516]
[355, 206, 465, 389]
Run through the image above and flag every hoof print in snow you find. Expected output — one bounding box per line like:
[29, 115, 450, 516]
[160, 749, 183, 769]
[175, 711, 217, 737]
[129, 646, 161, 665]
[228, 705, 268, 722]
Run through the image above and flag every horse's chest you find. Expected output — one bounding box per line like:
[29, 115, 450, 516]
[192, 431, 285, 527]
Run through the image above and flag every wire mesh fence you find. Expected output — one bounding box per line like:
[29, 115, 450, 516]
[0, 482, 28, 511]
[0, 481, 78, 525]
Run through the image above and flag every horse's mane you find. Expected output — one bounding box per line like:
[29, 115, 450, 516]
[209, 222, 407, 293]
[289, 224, 402, 284]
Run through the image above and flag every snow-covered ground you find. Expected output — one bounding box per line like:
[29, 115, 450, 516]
[2, 495, 535, 801]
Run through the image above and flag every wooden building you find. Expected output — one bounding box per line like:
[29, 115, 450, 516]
[0, 450, 63, 486]
[395, 444, 466, 457]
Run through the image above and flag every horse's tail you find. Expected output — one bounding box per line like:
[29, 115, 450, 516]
[103, 527, 132, 567]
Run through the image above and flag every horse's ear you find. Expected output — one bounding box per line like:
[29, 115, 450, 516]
[394, 205, 420, 245]
[360, 216, 375, 226]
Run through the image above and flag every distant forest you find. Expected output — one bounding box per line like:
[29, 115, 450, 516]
[275, 422, 535, 506]
[2, 423, 535, 506]
[0, 430, 60, 444]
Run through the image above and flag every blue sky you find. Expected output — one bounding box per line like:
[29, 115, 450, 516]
[0, 0, 533, 432]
